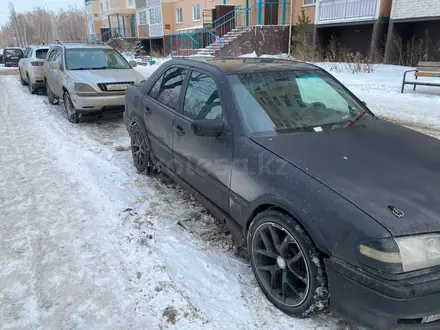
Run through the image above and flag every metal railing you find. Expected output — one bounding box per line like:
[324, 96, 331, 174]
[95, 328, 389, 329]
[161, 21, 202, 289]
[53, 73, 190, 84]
[170, 2, 290, 57]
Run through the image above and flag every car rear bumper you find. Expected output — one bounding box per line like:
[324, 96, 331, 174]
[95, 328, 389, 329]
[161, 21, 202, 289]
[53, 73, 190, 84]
[70, 94, 125, 112]
[326, 258, 440, 329]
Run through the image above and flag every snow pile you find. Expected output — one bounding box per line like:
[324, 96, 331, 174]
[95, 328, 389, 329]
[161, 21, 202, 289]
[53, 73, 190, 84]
[0, 74, 350, 329]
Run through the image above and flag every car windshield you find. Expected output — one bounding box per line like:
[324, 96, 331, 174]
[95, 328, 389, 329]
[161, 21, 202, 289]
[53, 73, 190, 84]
[65, 48, 131, 70]
[5, 49, 23, 56]
[228, 69, 371, 135]
[36, 48, 49, 59]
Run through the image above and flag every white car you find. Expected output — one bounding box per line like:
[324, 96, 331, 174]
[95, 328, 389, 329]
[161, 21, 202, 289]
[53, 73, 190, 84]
[18, 45, 49, 94]
[43, 41, 145, 123]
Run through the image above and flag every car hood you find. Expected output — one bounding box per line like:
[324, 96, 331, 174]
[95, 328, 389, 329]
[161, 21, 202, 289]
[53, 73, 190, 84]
[69, 69, 144, 84]
[251, 119, 440, 236]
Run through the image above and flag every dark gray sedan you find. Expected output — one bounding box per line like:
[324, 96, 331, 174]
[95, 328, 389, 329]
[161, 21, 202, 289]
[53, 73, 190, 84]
[124, 57, 440, 329]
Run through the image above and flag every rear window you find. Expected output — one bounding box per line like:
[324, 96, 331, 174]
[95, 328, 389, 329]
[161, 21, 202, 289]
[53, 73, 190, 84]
[36, 49, 49, 60]
[5, 49, 23, 56]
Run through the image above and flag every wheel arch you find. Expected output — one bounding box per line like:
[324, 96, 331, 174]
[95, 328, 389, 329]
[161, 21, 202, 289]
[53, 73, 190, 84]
[244, 197, 330, 256]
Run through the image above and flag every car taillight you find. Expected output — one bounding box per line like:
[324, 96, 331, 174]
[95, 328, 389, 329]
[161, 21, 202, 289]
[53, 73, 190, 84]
[31, 61, 44, 66]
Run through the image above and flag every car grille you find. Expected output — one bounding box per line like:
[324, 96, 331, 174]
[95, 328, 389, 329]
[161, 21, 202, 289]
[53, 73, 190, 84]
[97, 81, 134, 92]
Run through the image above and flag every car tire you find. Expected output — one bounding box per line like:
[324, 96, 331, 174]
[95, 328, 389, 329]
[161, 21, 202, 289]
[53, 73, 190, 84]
[247, 210, 329, 318]
[20, 70, 27, 86]
[130, 123, 153, 174]
[46, 80, 59, 105]
[63, 91, 79, 124]
[27, 74, 35, 94]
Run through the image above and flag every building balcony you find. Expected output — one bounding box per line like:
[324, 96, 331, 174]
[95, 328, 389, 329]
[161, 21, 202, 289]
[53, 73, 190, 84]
[317, 0, 378, 24]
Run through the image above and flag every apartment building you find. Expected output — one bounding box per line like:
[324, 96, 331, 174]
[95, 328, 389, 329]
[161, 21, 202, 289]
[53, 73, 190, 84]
[385, 0, 440, 63]
[85, 0, 102, 41]
[98, 0, 137, 41]
[313, 0, 392, 57]
[131, 0, 317, 53]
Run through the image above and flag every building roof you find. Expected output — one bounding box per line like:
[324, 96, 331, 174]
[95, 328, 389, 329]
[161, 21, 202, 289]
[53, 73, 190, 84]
[177, 57, 319, 74]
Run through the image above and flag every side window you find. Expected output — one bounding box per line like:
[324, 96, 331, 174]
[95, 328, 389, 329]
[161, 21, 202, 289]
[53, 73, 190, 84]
[183, 71, 221, 120]
[147, 73, 163, 99]
[24, 47, 32, 58]
[47, 49, 58, 62]
[156, 67, 188, 110]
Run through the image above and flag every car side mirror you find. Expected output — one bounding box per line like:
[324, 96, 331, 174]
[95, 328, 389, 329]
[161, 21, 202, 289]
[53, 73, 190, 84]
[49, 62, 60, 70]
[361, 101, 367, 106]
[129, 60, 137, 67]
[191, 119, 224, 137]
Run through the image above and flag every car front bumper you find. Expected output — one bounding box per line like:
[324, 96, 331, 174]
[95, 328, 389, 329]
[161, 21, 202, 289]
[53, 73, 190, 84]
[70, 94, 125, 113]
[326, 258, 440, 329]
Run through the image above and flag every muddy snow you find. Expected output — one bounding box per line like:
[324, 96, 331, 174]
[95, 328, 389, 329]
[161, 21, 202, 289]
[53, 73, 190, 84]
[1, 60, 440, 330]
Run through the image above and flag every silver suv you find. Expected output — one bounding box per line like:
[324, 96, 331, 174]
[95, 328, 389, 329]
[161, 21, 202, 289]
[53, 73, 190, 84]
[43, 41, 145, 123]
[19, 45, 49, 94]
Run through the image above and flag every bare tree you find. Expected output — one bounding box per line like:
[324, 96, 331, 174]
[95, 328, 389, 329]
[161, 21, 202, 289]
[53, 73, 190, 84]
[0, 3, 88, 47]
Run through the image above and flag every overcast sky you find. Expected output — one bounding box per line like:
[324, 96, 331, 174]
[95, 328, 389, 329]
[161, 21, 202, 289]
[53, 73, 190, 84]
[0, 0, 84, 26]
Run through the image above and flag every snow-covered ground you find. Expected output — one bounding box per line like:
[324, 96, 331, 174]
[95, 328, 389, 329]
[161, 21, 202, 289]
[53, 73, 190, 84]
[1, 57, 440, 330]
[0, 71, 347, 329]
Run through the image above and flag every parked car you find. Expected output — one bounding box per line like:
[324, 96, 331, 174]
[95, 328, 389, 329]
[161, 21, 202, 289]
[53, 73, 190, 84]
[0, 49, 3, 63]
[124, 57, 440, 330]
[3, 47, 24, 67]
[43, 41, 144, 123]
[18, 45, 49, 94]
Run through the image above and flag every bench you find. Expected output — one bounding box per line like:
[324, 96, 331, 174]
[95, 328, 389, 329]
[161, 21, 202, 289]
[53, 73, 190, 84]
[401, 62, 440, 93]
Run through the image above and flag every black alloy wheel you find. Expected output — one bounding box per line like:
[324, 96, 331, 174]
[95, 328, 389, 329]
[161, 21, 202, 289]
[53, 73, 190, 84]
[248, 210, 329, 317]
[130, 123, 152, 174]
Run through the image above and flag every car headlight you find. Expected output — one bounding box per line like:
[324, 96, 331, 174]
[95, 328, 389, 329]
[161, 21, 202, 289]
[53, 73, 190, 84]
[74, 83, 98, 96]
[359, 234, 440, 273]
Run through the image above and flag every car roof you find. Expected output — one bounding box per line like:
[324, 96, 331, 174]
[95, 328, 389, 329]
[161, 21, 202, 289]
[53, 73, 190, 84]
[170, 57, 320, 74]
[5, 47, 23, 50]
[52, 42, 112, 50]
[30, 45, 49, 48]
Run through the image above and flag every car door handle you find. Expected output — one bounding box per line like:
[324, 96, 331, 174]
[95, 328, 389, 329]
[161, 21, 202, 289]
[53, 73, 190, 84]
[145, 107, 151, 116]
[173, 125, 185, 136]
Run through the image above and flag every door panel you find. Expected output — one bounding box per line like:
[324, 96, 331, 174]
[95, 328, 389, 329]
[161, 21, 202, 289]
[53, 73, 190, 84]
[141, 67, 188, 169]
[46, 48, 60, 95]
[52, 50, 64, 97]
[173, 70, 233, 212]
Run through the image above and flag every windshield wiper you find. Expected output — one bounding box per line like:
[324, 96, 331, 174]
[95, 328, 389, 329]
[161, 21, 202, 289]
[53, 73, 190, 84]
[71, 66, 108, 70]
[344, 110, 367, 128]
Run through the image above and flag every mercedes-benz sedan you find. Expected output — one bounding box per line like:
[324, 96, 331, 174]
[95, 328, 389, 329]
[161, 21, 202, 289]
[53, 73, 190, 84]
[124, 57, 440, 329]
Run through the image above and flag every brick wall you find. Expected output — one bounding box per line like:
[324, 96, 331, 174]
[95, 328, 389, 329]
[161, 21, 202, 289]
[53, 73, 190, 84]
[391, 0, 440, 19]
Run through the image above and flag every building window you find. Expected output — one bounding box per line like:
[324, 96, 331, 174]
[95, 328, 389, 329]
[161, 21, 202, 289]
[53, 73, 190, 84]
[176, 8, 183, 24]
[99, 2, 104, 12]
[138, 10, 147, 25]
[148, 0, 160, 6]
[105, 0, 110, 10]
[149, 6, 162, 24]
[128, 0, 133, 5]
[192, 4, 200, 22]
[303, 0, 316, 5]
